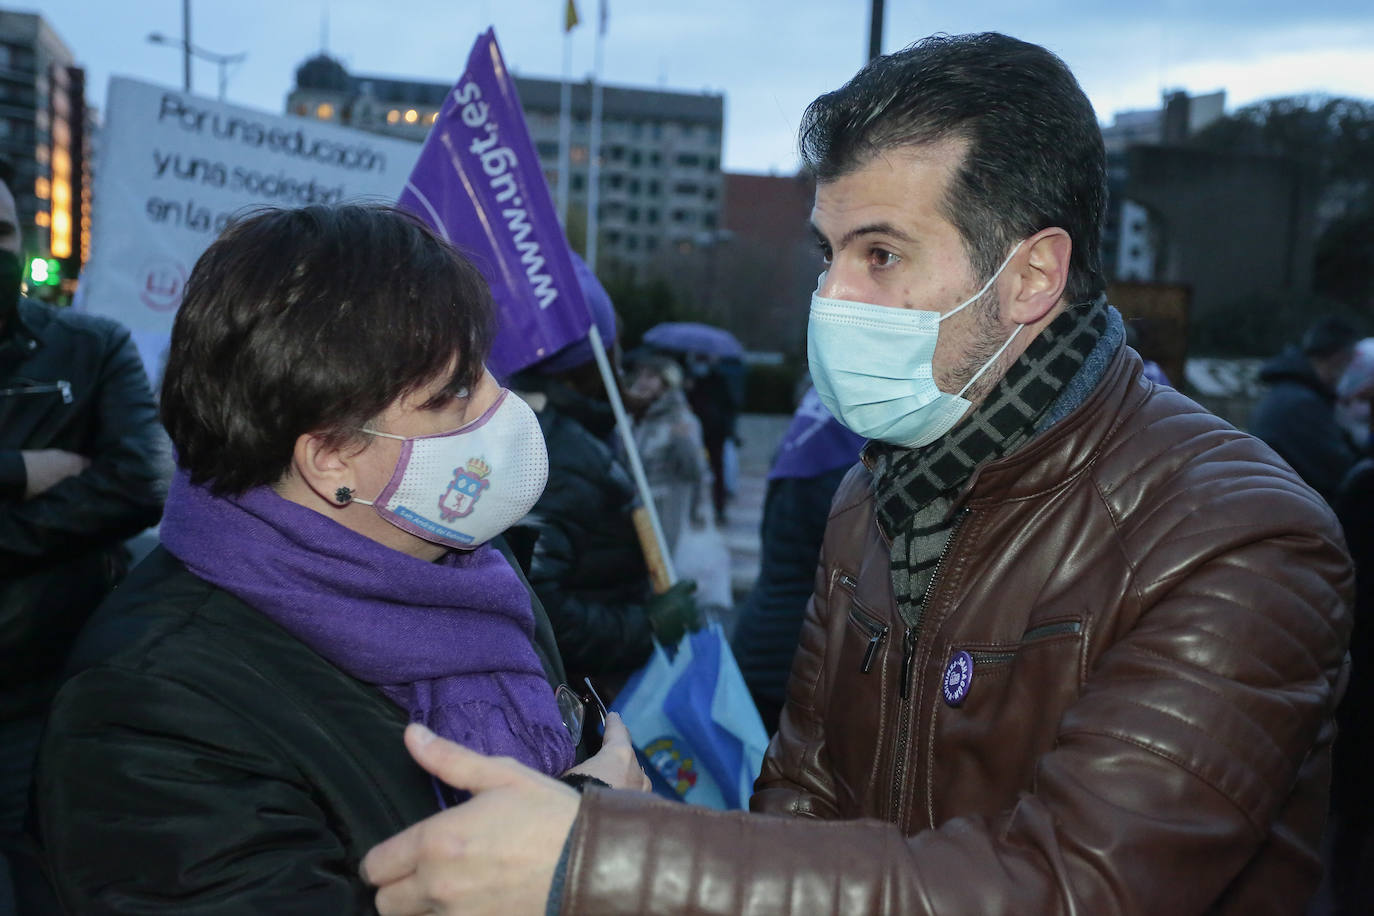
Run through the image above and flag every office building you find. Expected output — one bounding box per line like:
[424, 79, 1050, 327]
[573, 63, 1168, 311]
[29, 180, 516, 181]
[1100, 90, 1225, 282]
[0, 8, 88, 286]
[287, 54, 724, 272]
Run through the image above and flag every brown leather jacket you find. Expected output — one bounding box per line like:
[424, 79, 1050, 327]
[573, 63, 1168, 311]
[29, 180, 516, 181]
[562, 349, 1353, 915]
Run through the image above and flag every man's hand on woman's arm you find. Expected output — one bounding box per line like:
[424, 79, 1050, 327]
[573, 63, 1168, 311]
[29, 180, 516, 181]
[362, 724, 581, 916]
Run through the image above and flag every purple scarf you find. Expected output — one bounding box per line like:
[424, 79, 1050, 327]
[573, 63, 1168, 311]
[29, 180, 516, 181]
[159, 470, 575, 778]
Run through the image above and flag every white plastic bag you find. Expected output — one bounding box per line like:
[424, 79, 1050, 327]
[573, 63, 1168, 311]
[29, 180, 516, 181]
[672, 514, 732, 609]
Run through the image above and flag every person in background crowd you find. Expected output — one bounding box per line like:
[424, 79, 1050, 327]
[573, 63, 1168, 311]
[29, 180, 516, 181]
[510, 255, 700, 692]
[359, 34, 1351, 916]
[624, 353, 709, 559]
[625, 352, 734, 612]
[1327, 357, 1374, 914]
[1124, 321, 1171, 387]
[35, 205, 645, 913]
[1249, 316, 1362, 502]
[0, 158, 169, 896]
[1335, 337, 1374, 452]
[732, 386, 865, 734]
[685, 352, 741, 523]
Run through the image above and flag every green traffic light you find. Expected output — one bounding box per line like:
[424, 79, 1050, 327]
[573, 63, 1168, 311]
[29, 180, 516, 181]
[26, 258, 61, 286]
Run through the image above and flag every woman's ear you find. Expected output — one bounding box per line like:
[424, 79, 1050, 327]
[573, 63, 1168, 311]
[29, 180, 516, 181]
[1004, 227, 1072, 326]
[290, 432, 356, 507]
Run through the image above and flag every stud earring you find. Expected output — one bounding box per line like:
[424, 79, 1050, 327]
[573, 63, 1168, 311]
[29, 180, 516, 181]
[335, 487, 353, 505]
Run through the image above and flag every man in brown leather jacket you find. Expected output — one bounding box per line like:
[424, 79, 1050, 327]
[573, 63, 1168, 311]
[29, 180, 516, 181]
[361, 33, 1353, 916]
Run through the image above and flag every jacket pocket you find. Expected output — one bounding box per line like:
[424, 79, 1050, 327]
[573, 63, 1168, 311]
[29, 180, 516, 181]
[0, 379, 74, 403]
[926, 618, 1085, 826]
[0, 378, 75, 440]
[826, 571, 894, 817]
[969, 619, 1083, 669]
[846, 601, 889, 674]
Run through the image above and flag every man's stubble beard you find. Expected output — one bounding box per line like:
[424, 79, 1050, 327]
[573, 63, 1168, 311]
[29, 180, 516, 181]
[941, 287, 1008, 408]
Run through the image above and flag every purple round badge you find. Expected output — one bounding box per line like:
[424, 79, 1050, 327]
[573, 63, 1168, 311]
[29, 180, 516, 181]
[943, 650, 974, 707]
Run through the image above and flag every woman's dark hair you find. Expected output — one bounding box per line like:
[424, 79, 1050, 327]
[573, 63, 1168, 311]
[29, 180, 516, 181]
[800, 32, 1107, 304]
[161, 204, 495, 494]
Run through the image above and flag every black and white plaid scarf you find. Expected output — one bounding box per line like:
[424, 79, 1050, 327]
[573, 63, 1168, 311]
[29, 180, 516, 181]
[869, 299, 1108, 628]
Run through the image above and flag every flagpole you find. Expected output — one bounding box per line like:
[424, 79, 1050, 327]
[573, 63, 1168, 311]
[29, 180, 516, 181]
[556, 20, 573, 225]
[587, 324, 678, 589]
[585, 0, 605, 270]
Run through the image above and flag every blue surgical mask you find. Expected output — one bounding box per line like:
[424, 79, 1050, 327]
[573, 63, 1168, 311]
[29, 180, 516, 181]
[807, 243, 1023, 448]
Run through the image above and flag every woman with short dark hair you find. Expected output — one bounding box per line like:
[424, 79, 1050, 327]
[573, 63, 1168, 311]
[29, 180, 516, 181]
[35, 204, 644, 912]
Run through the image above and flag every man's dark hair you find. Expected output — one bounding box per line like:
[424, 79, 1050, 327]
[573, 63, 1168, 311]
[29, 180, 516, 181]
[799, 32, 1107, 304]
[1302, 316, 1359, 359]
[161, 204, 495, 494]
[0, 156, 14, 188]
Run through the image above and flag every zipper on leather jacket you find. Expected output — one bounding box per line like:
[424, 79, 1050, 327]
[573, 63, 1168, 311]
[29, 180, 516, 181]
[899, 626, 917, 698]
[969, 621, 1083, 668]
[898, 508, 970, 700]
[970, 649, 1016, 667]
[839, 574, 889, 674]
[1021, 620, 1082, 641]
[847, 606, 889, 674]
[890, 507, 970, 824]
[0, 379, 72, 403]
[890, 623, 918, 824]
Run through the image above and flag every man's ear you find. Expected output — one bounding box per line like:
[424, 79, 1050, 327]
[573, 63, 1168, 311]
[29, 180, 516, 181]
[1004, 227, 1072, 326]
[290, 431, 357, 507]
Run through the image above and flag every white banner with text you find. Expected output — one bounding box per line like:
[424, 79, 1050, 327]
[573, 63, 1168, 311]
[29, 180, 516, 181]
[80, 77, 420, 375]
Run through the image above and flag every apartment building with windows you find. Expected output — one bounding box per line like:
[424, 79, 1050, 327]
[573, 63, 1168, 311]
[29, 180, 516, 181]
[288, 54, 724, 272]
[0, 8, 89, 286]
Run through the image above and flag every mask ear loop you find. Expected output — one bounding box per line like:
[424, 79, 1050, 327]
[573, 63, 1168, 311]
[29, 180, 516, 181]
[346, 427, 410, 507]
[942, 240, 1028, 399]
[939, 240, 1025, 324]
[956, 324, 1025, 399]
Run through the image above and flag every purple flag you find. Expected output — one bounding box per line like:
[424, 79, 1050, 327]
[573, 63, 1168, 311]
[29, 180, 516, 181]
[398, 29, 591, 379]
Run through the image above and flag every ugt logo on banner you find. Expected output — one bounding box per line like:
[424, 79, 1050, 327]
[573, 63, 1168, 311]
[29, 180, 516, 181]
[398, 29, 591, 379]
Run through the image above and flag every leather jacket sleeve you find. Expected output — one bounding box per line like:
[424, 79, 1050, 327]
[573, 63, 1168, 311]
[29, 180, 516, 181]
[557, 499, 1351, 914]
[0, 325, 170, 573]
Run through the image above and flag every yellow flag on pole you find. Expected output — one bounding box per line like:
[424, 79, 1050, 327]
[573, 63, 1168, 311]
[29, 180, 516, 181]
[564, 0, 580, 31]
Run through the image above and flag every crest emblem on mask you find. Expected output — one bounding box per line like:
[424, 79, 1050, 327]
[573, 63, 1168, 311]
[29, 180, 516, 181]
[438, 458, 491, 521]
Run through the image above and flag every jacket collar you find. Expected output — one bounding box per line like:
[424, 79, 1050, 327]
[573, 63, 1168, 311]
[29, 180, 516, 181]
[958, 345, 1145, 507]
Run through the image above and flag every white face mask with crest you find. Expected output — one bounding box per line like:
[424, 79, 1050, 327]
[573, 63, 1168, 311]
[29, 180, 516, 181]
[351, 389, 548, 549]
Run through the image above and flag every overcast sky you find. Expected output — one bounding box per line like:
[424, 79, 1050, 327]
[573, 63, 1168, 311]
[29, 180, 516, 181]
[18, 0, 1374, 174]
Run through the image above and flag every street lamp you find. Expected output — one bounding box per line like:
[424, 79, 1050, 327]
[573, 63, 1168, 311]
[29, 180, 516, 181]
[147, 32, 246, 101]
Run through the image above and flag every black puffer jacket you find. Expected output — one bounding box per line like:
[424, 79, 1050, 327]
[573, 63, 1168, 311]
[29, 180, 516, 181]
[512, 393, 655, 682]
[0, 299, 170, 720]
[1249, 346, 1359, 502]
[37, 541, 572, 914]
